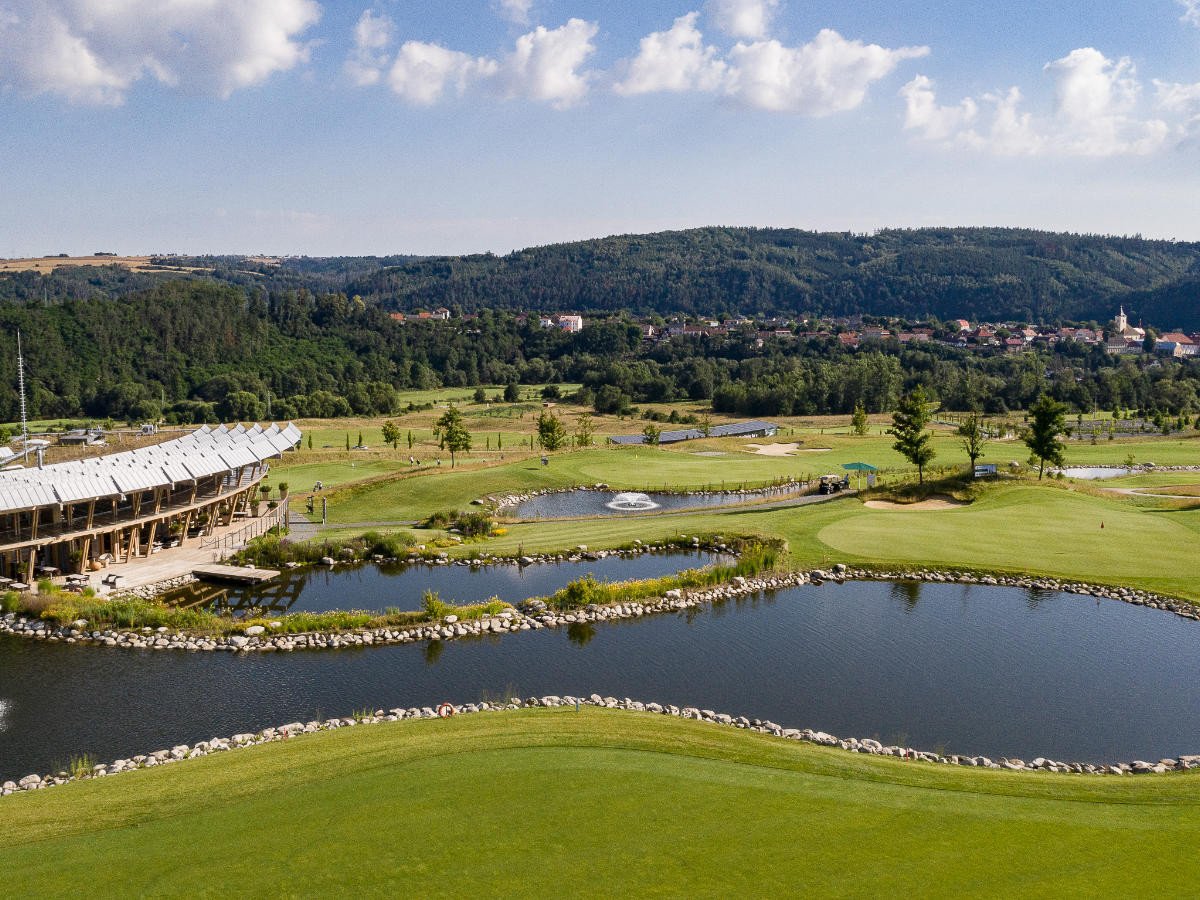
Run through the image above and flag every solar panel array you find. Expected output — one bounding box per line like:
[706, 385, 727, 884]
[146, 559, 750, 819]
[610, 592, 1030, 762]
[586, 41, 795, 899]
[0, 423, 301, 513]
[607, 420, 777, 445]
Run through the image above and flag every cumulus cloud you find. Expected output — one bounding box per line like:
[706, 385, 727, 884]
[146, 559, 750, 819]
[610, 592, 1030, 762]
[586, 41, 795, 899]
[904, 48, 1168, 157]
[501, 19, 597, 107]
[723, 29, 929, 114]
[345, 9, 394, 87]
[0, 0, 321, 104]
[388, 42, 498, 106]
[614, 17, 926, 115]
[900, 75, 977, 141]
[615, 13, 726, 95]
[706, 0, 780, 40]
[496, 0, 535, 26]
[364, 18, 596, 108]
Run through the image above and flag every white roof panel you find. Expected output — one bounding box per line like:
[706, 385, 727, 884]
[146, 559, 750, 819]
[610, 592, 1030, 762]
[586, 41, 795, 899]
[0, 422, 299, 510]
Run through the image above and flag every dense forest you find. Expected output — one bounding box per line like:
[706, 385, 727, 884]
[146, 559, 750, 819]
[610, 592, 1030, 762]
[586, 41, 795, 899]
[5, 227, 1200, 327]
[0, 278, 1198, 424]
[343, 227, 1200, 328]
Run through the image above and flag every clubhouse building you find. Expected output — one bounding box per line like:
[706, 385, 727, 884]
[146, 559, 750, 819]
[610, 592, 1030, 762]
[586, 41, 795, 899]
[0, 423, 301, 584]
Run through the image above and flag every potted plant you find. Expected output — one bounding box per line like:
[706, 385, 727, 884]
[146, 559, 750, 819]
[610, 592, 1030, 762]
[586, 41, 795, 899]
[278, 481, 289, 500]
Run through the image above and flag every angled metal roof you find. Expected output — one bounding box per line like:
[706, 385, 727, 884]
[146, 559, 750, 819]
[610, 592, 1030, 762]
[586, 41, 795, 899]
[0, 422, 301, 511]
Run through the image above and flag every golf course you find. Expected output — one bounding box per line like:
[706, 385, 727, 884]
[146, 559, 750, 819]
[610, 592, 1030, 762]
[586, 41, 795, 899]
[4, 708, 1199, 896]
[5, 400, 1200, 896]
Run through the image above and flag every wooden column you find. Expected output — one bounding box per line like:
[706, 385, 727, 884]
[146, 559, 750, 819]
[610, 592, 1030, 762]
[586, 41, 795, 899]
[86, 499, 96, 530]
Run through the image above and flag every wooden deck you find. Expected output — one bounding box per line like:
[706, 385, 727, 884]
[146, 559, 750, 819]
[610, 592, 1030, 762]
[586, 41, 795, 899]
[191, 564, 280, 584]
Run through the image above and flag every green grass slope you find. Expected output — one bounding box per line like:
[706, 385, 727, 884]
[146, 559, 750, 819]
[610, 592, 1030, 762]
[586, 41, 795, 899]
[3, 709, 1199, 897]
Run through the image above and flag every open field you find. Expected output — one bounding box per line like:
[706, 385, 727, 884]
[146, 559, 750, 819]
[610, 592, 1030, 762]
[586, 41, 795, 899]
[4, 708, 1199, 897]
[0, 255, 207, 274]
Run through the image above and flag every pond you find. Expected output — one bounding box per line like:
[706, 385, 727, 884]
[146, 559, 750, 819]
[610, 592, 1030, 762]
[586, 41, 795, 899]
[1058, 467, 1136, 479]
[3, 579, 1200, 780]
[510, 487, 797, 519]
[159, 551, 731, 616]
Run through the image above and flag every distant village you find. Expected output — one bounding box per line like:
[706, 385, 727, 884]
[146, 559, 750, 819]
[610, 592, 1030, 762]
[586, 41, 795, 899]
[388, 306, 1198, 358]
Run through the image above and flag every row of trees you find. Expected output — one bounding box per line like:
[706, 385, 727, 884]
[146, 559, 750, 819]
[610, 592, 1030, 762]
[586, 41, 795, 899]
[889, 388, 1069, 482]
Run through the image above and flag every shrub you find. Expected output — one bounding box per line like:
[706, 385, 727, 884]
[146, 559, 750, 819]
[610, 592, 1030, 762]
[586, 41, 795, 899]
[422, 589, 452, 620]
[0, 590, 20, 613]
[68, 754, 97, 779]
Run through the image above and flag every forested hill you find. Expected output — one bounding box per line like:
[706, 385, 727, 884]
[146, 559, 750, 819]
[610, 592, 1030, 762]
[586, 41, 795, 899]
[346, 227, 1200, 327]
[3, 228, 1200, 326]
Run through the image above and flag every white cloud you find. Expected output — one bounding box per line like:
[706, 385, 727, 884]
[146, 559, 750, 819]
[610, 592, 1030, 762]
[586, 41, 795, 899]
[900, 75, 977, 141]
[1180, 0, 1200, 27]
[496, 0, 535, 26]
[723, 29, 929, 114]
[706, 0, 780, 40]
[372, 19, 595, 108]
[345, 9, 394, 87]
[1045, 48, 1166, 156]
[388, 42, 497, 106]
[0, 0, 321, 104]
[501, 19, 597, 108]
[615, 13, 726, 95]
[904, 48, 1168, 157]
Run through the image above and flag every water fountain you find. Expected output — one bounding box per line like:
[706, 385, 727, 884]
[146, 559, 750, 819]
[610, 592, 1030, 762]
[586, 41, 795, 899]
[605, 491, 660, 512]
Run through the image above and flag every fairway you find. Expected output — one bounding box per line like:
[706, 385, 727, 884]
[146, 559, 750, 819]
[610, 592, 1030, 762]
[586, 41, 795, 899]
[4, 709, 1200, 897]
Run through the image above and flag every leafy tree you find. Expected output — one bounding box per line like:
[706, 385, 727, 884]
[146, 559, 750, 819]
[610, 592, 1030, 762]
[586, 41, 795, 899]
[1143, 327, 1158, 355]
[381, 421, 401, 449]
[434, 406, 471, 467]
[345, 433, 351, 451]
[473, 387, 487, 403]
[407, 430, 414, 449]
[851, 401, 868, 435]
[888, 385, 936, 483]
[306, 434, 312, 450]
[1023, 393, 1068, 478]
[957, 412, 988, 467]
[575, 412, 595, 447]
[698, 413, 712, 438]
[541, 384, 561, 400]
[504, 383, 520, 403]
[536, 410, 568, 451]
[642, 422, 661, 445]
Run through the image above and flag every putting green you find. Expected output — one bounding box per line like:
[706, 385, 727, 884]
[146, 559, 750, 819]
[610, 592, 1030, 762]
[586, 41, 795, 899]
[4, 709, 1200, 896]
[818, 485, 1193, 585]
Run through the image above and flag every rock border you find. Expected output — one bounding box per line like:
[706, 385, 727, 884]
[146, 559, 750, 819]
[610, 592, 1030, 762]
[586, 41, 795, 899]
[5, 691, 1196, 798]
[492, 480, 810, 514]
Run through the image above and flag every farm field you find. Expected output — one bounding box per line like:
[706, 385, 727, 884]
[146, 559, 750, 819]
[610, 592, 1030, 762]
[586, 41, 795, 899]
[3, 708, 1198, 897]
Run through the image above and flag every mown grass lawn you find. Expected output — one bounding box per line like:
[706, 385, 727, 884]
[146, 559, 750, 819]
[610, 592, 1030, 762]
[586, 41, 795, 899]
[4, 708, 1199, 897]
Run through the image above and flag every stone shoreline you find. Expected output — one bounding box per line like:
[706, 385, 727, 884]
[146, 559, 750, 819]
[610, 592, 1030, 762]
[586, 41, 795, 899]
[5, 691, 1196, 798]
[4, 560, 1198, 653]
[492, 480, 809, 512]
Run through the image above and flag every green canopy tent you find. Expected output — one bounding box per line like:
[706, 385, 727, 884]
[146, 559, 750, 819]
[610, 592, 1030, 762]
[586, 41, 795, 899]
[842, 462, 878, 490]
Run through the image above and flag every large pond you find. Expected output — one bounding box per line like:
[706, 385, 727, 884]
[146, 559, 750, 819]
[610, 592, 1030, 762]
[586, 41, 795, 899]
[3, 579, 1200, 779]
[159, 551, 731, 616]
[511, 488, 797, 519]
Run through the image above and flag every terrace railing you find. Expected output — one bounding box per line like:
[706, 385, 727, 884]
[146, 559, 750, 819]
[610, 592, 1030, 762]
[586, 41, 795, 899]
[202, 499, 289, 552]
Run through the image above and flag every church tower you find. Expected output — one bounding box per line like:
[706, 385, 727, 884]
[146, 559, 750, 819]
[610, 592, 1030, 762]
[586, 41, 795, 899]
[1116, 305, 1127, 334]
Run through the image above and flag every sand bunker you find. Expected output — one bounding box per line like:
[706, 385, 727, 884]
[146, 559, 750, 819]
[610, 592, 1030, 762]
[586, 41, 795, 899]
[863, 494, 968, 511]
[744, 442, 831, 456]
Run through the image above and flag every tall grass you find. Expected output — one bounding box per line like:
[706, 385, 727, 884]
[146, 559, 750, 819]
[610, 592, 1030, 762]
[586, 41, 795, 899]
[537, 543, 778, 610]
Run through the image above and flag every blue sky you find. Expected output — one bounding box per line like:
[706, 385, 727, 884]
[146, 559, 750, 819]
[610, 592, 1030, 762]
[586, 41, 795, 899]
[2, 0, 1200, 256]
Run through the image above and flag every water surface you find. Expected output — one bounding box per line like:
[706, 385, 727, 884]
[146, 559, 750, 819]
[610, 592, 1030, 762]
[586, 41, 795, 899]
[3, 580, 1199, 778]
[162, 551, 729, 616]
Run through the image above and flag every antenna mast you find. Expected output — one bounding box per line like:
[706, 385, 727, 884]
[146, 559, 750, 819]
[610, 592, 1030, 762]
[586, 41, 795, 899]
[16, 330, 28, 447]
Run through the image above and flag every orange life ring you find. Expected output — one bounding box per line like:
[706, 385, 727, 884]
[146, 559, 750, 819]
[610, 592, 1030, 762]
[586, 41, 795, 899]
[437, 702, 455, 718]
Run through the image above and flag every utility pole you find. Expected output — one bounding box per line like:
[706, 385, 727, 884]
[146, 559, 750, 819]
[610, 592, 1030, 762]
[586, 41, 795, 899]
[16, 330, 28, 448]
